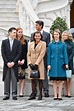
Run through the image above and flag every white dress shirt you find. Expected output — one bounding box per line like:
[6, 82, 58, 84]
[9, 37, 14, 51]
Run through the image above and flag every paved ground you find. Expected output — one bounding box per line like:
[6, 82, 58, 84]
[0, 96, 74, 111]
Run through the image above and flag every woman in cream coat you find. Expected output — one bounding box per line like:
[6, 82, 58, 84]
[27, 31, 46, 100]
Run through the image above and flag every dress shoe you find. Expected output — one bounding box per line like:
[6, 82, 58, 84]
[65, 95, 68, 97]
[13, 96, 17, 100]
[65, 95, 71, 98]
[38, 95, 42, 100]
[44, 93, 49, 97]
[68, 95, 71, 98]
[28, 96, 36, 100]
[28, 93, 36, 100]
[3, 96, 9, 100]
[58, 98, 62, 100]
[30, 91, 37, 97]
[19, 95, 24, 97]
[53, 98, 58, 100]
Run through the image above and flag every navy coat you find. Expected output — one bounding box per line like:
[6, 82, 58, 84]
[47, 41, 68, 77]
[64, 40, 74, 74]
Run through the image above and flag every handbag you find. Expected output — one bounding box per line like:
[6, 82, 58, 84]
[66, 69, 72, 78]
[30, 70, 40, 78]
[47, 70, 50, 80]
[18, 67, 25, 78]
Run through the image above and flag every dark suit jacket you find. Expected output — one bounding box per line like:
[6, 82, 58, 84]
[64, 40, 74, 73]
[31, 30, 50, 70]
[1, 38, 22, 81]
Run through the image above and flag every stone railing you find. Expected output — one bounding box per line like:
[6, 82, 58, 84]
[34, 0, 73, 29]
[16, 0, 39, 36]
[36, 0, 69, 14]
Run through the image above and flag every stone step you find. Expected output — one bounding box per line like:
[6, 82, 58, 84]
[0, 26, 20, 31]
[0, 17, 19, 22]
[0, 20, 19, 24]
[0, 4, 16, 8]
[0, 8, 16, 12]
[0, 0, 20, 35]
[0, 12, 19, 17]
[0, 0, 16, 4]
[0, 26, 20, 30]
[0, 0, 16, 1]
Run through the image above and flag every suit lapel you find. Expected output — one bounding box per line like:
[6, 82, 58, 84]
[6, 39, 11, 52]
[34, 41, 41, 50]
[42, 31, 45, 40]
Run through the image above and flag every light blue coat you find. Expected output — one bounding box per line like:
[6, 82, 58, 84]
[47, 41, 68, 77]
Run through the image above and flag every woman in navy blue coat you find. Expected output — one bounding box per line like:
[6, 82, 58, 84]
[62, 31, 74, 97]
[47, 29, 68, 100]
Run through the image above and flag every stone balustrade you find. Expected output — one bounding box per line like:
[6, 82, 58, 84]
[17, 0, 39, 36]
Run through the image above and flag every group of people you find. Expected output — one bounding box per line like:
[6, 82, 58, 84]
[1, 20, 74, 101]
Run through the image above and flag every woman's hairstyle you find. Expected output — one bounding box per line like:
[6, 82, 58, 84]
[32, 31, 43, 42]
[16, 28, 25, 44]
[52, 29, 62, 41]
[62, 30, 73, 42]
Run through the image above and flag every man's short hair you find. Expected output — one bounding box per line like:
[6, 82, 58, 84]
[8, 27, 16, 33]
[35, 20, 44, 29]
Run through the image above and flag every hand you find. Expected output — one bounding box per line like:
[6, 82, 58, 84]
[7, 62, 12, 68]
[34, 64, 38, 70]
[18, 60, 21, 65]
[48, 65, 51, 70]
[65, 65, 68, 69]
[29, 64, 34, 70]
[20, 59, 25, 65]
[10, 62, 15, 67]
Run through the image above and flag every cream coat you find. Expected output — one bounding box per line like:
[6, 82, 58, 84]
[27, 40, 46, 80]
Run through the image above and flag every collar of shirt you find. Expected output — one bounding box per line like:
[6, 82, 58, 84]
[40, 30, 43, 34]
[9, 37, 14, 41]
[53, 40, 61, 44]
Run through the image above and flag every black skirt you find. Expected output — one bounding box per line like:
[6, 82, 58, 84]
[18, 75, 25, 79]
[50, 77, 67, 81]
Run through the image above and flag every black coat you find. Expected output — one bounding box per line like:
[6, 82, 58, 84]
[19, 39, 28, 69]
[1, 38, 22, 81]
[64, 40, 74, 74]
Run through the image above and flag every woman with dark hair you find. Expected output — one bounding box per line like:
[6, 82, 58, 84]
[62, 30, 74, 97]
[16, 28, 28, 97]
[28, 31, 46, 100]
[48, 29, 68, 100]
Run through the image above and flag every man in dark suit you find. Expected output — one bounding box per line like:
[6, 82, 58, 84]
[30, 20, 50, 99]
[1, 27, 22, 100]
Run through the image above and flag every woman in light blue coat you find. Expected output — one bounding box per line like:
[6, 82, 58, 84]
[47, 29, 68, 100]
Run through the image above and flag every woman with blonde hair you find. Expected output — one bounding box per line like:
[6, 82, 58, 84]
[62, 30, 74, 97]
[16, 28, 28, 97]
